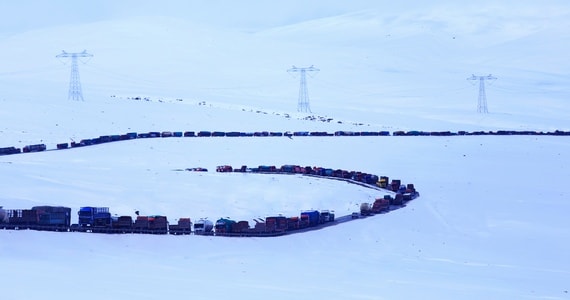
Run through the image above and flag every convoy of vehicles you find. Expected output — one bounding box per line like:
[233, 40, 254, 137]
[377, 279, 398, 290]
[0, 163, 418, 237]
[1, 128, 568, 158]
[1, 127, 422, 237]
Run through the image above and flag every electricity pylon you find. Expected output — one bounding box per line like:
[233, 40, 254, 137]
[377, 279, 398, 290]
[56, 50, 93, 101]
[467, 74, 497, 113]
[288, 65, 319, 113]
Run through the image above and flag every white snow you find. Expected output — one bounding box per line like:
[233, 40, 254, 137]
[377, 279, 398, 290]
[1, 2, 570, 299]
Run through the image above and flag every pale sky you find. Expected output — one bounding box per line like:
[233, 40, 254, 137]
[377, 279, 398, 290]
[3, 0, 567, 36]
[0, 1, 380, 34]
[3, 0, 493, 37]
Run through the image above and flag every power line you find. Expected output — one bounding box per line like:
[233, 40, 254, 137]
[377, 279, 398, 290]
[56, 50, 93, 101]
[467, 74, 497, 113]
[287, 65, 319, 113]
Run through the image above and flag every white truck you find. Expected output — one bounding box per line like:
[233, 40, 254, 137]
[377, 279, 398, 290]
[193, 218, 214, 235]
[360, 203, 372, 216]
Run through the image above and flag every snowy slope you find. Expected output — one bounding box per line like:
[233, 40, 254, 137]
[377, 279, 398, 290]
[1, 2, 570, 299]
[1, 120, 569, 299]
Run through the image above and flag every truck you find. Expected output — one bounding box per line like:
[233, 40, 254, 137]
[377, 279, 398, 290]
[391, 193, 404, 206]
[215, 218, 236, 235]
[194, 218, 214, 235]
[148, 215, 168, 234]
[169, 218, 192, 235]
[216, 165, 233, 172]
[33, 206, 71, 229]
[22, 144, 46, 153]
[5, 209, 38, 228]
[258, 165, 277, 172]
[232, 221, 251, 234]
[300, 210, 320, 228]
[371, 197, 390, 214]
[287, 216, 300, 230]
[0, 206, 7, 224]
[376, 176, 389, 188]
[280, 165, 298, 173]
[360, 203, 372, 216]
[390, 179, 402, 192]
[6, 206, 70, 230]
[78, 207, 112, 230]
[265, 215, 288, 233]
[402, 183, 420, 201]
[133, 215, 168, 234]
[0, 146, 21, 155]
[319, 210, 335, 223]
[112, 216, 134, 233]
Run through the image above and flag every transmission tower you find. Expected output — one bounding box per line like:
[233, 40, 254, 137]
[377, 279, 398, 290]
[287, 65, 319, 113]
[56, 50, 93, 101]
[467, 74, 497, 113]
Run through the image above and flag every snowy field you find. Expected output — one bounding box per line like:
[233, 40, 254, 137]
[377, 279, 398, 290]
[1, 1, 570, 299]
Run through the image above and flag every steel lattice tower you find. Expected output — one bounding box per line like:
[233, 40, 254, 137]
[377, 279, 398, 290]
[467, 74, 497, 113]
[288, 65, 319, 113]
[56, 50, 93, 101]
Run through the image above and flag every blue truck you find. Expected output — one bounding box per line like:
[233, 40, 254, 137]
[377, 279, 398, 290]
[300, 210, 320, 228]
[78, 207, 112, 228]
[33, 206, 71, 228]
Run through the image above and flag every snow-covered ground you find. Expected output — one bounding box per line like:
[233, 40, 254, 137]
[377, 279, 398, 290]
[1, 1, 570, 299]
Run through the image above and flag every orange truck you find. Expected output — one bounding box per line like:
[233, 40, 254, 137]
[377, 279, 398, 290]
[371, 197, 390, 213]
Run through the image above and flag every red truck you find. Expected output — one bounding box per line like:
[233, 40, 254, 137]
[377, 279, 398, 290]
[169, 218, 192, 235]
[371, 197, 390, 213]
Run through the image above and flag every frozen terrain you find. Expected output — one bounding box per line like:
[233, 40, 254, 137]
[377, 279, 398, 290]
[1, 1, 569, 299]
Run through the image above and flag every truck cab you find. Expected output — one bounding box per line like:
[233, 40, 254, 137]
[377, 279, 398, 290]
[194, 218, 214, 235]
[78, 207, 111, 228]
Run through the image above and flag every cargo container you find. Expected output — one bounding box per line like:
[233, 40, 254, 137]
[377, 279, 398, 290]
[148, 215, 168, 234]
[232, 221, 250, 234]
[169, 218, 192, 235]
[113, 216, 134, 233]
[287, 216, 300, 230]
[216, 165, 233, 172]
[33, 206, 71, 226]
[6, 209, 38, 226]
[265, 215, 288, 232]
[22, 144, 46, 153]
[133, 215, 168, 234]
[56, 143, 69, 149]
[0, 146, 21, 155]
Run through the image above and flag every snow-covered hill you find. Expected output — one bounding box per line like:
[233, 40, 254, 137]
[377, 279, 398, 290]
[1, 2, 570, 299]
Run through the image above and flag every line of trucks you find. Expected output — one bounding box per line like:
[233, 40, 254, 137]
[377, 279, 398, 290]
[0, 192, 415, 236]
[0, 163, 419, 236]
[3, 128, 568, 158]
[361, 181, 418, 214]
[0, 206, 338, 236]
[3, 128, 570, 157]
